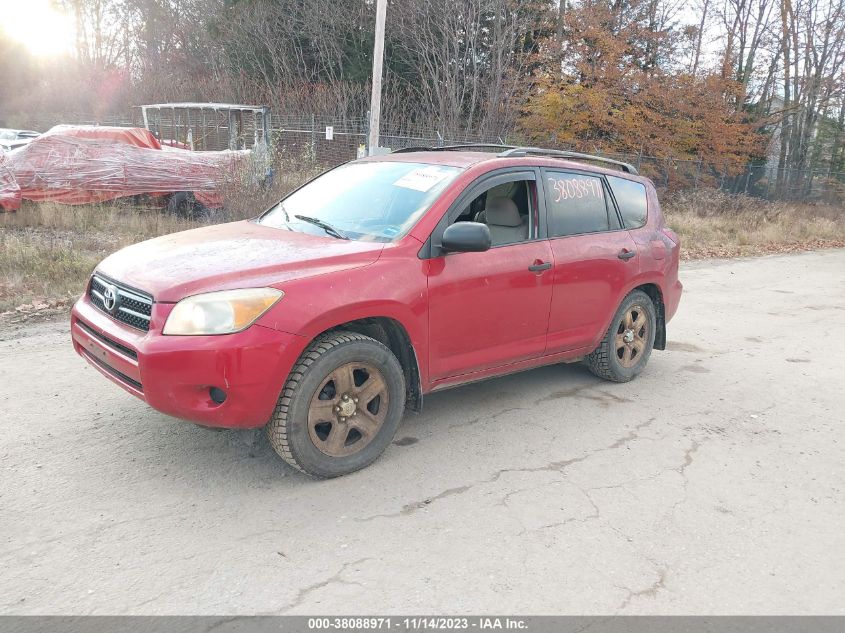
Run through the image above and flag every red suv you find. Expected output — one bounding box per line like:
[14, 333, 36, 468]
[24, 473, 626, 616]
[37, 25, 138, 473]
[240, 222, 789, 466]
[71, 146, 682, 477]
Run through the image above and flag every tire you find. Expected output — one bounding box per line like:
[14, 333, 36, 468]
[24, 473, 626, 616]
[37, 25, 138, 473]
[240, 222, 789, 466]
[166, 191, 211, 220]
[585, 290, 656, 383]
[267, 331, 406, 478]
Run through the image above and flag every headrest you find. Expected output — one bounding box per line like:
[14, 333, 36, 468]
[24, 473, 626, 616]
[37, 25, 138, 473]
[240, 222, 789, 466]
[485, 197, 522, 227]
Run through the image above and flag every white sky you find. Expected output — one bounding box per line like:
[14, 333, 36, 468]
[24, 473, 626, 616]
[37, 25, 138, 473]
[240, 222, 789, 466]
[0, 0, 76, 57]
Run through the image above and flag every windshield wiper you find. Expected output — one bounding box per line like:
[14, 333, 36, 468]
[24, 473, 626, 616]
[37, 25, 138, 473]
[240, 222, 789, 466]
[294, 215, 350, 240]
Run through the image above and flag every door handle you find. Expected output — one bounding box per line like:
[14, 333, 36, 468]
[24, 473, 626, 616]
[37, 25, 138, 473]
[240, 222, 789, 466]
[617, 249, 636, 261]
[528, 261, 552, 272]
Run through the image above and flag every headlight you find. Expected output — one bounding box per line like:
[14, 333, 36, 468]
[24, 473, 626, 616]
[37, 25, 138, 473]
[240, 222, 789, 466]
[163, 288, 284, 335]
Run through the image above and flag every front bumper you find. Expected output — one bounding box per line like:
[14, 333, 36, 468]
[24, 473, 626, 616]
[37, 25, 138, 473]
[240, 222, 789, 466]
[71, 295, 306, 428]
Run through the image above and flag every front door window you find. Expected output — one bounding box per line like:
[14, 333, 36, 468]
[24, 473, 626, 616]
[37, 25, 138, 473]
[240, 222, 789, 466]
[426, 175, 553, 381]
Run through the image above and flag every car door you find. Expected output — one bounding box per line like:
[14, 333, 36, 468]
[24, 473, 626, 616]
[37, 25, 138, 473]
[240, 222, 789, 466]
[425, 168, 555, 381]
[541, 168, 639, 354]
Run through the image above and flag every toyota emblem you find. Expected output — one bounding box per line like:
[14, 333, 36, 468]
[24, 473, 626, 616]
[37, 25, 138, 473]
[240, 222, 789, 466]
[102, 284, 119, 313]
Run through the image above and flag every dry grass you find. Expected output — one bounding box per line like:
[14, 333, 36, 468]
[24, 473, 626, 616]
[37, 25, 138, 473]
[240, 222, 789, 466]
[663, 190, 845, 260]
[1, 187, 843, 319]
[0, 201, 202, 314]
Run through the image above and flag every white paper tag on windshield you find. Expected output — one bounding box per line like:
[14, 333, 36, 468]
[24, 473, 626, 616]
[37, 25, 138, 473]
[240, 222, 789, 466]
[393, 166, 449, 192]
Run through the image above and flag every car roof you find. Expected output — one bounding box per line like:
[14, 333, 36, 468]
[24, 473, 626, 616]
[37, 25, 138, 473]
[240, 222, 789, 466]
[0, 128, 38, 135]
[359, 150, 496, 168]
[361, 150, 648, 182]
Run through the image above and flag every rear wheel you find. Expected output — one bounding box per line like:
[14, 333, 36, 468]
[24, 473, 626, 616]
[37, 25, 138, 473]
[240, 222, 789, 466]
[166, 191, 212, 220]
[585, 290, 656, 382]
[267, 331, 406, 478]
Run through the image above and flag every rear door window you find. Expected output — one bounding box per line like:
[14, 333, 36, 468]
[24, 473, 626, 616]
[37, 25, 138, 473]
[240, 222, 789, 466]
[544, 171, 611, 237]
[607, 176, 648, 229]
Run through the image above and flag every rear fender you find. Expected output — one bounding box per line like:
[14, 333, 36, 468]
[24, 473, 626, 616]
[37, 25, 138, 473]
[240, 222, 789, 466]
[589, 275, 667, 353]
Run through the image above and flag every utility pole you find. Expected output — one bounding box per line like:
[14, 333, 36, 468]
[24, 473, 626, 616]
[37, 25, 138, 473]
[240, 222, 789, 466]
[368, 0, 387, 155]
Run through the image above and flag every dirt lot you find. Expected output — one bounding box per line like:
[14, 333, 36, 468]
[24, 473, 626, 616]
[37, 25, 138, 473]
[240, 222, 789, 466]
[1, 250, 844, 615]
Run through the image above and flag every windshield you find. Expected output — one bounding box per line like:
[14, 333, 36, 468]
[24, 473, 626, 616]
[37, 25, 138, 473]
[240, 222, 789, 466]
[258, 161, 461, 242]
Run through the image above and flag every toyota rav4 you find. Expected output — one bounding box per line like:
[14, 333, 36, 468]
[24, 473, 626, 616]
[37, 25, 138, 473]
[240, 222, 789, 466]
[71, 146, 682, 478]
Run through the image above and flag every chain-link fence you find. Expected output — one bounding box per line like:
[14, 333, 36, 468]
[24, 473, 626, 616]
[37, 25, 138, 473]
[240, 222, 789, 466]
[4, 111, 844, 204]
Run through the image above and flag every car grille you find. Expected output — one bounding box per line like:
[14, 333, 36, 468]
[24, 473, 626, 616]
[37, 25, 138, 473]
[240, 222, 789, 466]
[89, 274, 153, 331]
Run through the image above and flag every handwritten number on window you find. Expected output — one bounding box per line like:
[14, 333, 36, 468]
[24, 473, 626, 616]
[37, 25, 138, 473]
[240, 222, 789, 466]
[548, 177, 603, 203]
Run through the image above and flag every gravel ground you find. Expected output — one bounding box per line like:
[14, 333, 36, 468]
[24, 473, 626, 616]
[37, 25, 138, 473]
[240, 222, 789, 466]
[1, 249, 843, 615]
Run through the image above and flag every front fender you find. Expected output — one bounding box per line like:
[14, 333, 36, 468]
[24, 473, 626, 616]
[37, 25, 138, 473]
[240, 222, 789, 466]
[255, 249, 432, 388]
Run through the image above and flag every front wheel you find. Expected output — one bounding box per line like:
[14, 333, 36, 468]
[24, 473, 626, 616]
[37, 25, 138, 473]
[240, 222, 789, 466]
[267, 331, 406, 478]
[585, 290, 656, 382]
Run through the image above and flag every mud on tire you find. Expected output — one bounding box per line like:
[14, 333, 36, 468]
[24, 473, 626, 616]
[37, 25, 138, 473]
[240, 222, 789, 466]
[267, 331, 406, 478]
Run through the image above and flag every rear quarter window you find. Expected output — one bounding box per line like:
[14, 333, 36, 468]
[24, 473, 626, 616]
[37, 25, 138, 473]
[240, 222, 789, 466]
[607, 176, 648, 229]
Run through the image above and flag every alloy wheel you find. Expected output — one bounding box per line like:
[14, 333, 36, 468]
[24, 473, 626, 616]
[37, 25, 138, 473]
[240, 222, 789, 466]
[307, 362, 390, 457]
[615, 304, 649, 368]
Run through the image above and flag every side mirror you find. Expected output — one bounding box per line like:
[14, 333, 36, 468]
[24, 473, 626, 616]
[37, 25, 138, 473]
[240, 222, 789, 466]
[441, 222, 491, 253]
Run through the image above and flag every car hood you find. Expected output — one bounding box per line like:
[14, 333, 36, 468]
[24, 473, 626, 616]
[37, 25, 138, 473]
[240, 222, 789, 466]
[97, 220, 384, 302]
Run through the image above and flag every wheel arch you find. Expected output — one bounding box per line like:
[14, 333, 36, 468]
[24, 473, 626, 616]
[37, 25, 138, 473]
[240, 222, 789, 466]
[632, 282, 666, 350]
[313, 316, 423, 413]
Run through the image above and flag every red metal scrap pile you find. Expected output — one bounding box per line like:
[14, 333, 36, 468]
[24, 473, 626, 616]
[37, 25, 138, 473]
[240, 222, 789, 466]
[0, 125, 249, 211]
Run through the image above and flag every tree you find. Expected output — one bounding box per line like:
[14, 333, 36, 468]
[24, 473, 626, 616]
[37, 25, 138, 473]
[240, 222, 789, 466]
[519, 0, 766, 183]
[386, 0, 552, 137]
[774, 0, 845, 195]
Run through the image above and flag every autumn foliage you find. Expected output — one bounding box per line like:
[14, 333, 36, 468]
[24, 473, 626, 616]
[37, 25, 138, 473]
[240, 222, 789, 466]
[520, 0, 766, 181]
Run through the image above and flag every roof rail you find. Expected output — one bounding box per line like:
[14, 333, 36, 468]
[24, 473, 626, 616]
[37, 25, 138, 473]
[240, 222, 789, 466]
[389, 144, 638, 174]
[497, 147, 638, 174]
[392, 143, 516, 154]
